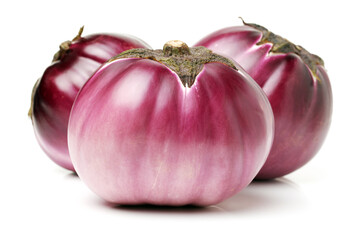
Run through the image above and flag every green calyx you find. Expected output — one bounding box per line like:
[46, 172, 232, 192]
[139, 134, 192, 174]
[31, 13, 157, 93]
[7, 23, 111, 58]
[242, 19, 324, 80]
[52, 26, 84, 62]
[28, 78, 40, 120]
[110, 40, 237, 87]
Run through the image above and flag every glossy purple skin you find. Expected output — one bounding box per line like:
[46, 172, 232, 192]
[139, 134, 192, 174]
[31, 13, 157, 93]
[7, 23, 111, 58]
[195, 26, 333, 179]
[31, 34, 150, 171]
[68, 58, 274, 206]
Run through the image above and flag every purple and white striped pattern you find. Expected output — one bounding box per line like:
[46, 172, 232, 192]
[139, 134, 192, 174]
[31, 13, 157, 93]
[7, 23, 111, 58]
[68, 58, 274, 206]
[32, 34, 149, 171]
[195, 26, 332, 179]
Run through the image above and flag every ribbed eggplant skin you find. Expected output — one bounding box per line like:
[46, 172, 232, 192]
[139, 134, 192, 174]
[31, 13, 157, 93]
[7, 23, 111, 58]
[31, 33, 150, 171]
[195, 26, 332, 179]
[68, 58, 274, 206]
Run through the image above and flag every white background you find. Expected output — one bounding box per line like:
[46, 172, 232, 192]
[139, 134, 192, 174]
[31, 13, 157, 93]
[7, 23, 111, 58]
[1, 0, 362, 239]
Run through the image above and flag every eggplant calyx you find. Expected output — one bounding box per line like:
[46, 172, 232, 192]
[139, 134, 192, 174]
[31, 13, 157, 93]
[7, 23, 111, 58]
[243, 20, 324, 80]
[28, 78, 40, 120]
[52, 26, 84, 62]
[111, 40, 237, 87]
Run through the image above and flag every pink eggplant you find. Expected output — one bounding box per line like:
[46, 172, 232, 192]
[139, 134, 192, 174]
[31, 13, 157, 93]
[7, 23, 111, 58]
[29, 27, 150, 171]
[195, 22, 333, 179]
[68, 41, 274, 206]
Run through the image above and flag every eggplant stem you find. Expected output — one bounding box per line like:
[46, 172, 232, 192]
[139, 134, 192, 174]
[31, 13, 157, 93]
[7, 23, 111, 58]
[72, 26, 84, 41]
[238, 16, 247, 25]
[52, 26, 84, 62]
